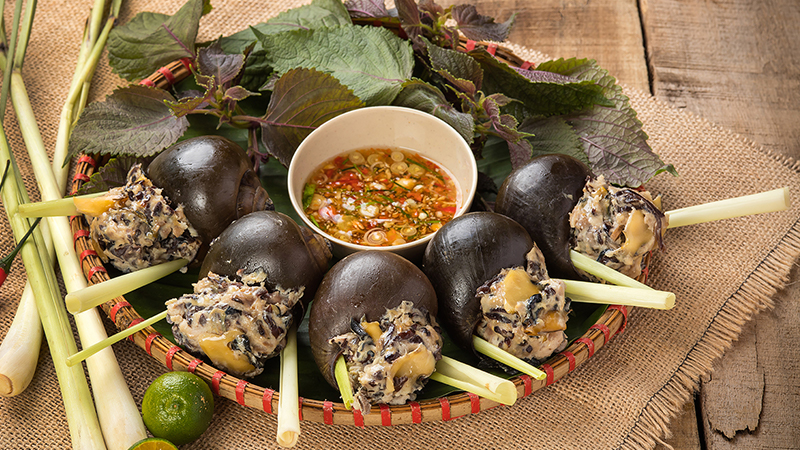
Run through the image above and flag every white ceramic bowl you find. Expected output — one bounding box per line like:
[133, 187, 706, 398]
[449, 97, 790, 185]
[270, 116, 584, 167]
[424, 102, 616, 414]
[287, 106, 478, 262]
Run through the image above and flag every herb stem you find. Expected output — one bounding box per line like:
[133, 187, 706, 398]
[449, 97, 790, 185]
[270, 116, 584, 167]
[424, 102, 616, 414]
[4, 1, 147, 446]
[431, 356, 517, 406]
[0, 120, 106, 450]
[276, 326, 300, 447]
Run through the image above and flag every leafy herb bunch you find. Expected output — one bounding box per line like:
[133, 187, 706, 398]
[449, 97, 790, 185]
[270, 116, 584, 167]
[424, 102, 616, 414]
[67, 0, 675, 194]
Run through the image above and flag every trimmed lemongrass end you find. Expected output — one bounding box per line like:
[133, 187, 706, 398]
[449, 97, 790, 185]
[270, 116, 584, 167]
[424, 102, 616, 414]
[666, 187, 790, 229]
[431, 356, 517, 406]
[0, 282, 42, 397]
[66, 310, 168, 366]
[472, 335, 546, 380]
[16, 192, 106, 217]
[562, 279, 675, 310]
[569, 250, 652, 290]
[66, 259, 188, 314]
[277, 326, 300, 448]
[334, 356, 354, 410]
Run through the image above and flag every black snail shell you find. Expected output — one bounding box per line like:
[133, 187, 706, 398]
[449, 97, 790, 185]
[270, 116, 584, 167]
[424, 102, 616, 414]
[147, 135, 273, 262]
[422, 212, 533, 353]
[308, 251, 438, 389]
[166, 211, 331, 378]
[494, 154, 592, 281]
[199, 210, 331, 310]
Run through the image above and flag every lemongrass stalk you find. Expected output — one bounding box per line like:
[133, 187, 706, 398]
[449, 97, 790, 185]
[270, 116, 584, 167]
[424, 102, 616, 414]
[277, 326, 300, 448]
[471, 335, 545, 380]
[66, 310, 169, 366]
[0, 0, 23, 122]
[53, 0, 122, 179]
[8, 49, 147, 450]
[66, 259, 189, 314]
[1, 129, 106, 449]
[666, 187, 790, 229]
[17, 192, 105, 217]
[561, 279, 675, 310]
[334, 356, 355, 410]
[0, 282, 42, 396]
[431, 356, 517, 406]
[569, 250, 652, 290]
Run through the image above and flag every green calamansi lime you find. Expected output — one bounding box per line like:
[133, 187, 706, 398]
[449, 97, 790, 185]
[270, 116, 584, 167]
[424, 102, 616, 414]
[141, 371, 215, 446]
[127, 437, 179, 450]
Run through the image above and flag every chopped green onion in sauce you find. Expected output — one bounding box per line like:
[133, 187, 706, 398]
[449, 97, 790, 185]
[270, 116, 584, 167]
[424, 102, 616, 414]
[303, 148, 460, 246]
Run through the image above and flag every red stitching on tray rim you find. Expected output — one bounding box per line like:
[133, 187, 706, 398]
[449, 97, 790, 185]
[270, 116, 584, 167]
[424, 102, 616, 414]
[520, 374, 532, 396]
[78, 249, 97, 263]
[439, 398, 451, 421]
[72, 229, 90, 243]
[353, 409, 364, 428]
[520, 60, 534, 70]
[563, 350, 577, 371]
[187, 359, 203, 373]
[323, 400, 334, 425]
[298, 397, 304, 421]
[139, 78, 156, 87]
[591, 323, 611, 344]
[165, 345, 181, 370]
[410, 401, 422, 424]
[72, 172, 90, 183]
[263, 389, 274, 414]
[126, 318, 143, 342]
[468, 393, 480, 414]
[542, 363, 555, 386]
[108, 301, 130, 323]
[465, 39, 476, 51]
[144, 333, 160, 355]
[77, 155, 97, 167]
[211, 371, 225, 395]
[577, 337, 596, 357]
[380, 404, 391, 426]
[487, 43, 498, 55]
[608, 304, 628, 334]
[235, 380, 248, 406]
[157, 66, 177, 84]
[86, 265, 107, 281]
[179, 57, 194, 71]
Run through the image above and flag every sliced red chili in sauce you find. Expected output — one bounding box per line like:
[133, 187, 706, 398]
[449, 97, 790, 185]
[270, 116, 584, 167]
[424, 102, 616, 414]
[303, 148, 459, 246]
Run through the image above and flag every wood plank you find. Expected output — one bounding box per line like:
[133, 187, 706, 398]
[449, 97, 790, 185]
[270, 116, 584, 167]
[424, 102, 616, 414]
[641, 0, 800, 159]
[658, 399, 703, 450]
[435, 0, 650, 92]
[642, 0, 800, 448]
[700, 321, 764, 439]
[700, 278, 800, 448]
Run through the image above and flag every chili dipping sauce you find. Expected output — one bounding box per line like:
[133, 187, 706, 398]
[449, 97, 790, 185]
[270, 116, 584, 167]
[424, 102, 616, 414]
[302, 148, 460, 246]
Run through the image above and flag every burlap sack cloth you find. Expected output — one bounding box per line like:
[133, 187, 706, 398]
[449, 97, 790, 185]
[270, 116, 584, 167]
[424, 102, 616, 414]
[1, 0, 798, 448]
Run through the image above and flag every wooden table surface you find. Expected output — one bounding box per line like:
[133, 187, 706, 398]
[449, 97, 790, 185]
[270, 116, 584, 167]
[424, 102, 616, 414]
[438, 0, 800, 448]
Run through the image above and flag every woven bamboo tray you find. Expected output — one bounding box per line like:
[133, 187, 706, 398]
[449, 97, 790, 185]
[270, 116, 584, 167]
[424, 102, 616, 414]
[69, 35, 630, 426]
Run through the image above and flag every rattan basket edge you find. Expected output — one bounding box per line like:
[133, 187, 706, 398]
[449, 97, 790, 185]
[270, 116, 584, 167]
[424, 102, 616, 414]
[69, 37, 629, 426]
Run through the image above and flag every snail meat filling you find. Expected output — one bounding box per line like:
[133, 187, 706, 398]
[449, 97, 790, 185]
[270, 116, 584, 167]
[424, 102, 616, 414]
[569, 175, 668, 280]
[85, 164, 201, 273]
[475, 245, 571, 363]
[330, 301, 443, 414]
[166, 272, 303, 378]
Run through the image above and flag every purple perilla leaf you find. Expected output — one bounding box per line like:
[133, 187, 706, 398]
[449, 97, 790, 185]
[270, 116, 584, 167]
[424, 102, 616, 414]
[196, 42, 246, 89]
[392, 79, 475, 145]
[452, 4, 516, 42]
[260, 68, 364, 167]
[66, 85, 189, 164]
[426, 38, 483, 92]
[345, 0, 391, 18]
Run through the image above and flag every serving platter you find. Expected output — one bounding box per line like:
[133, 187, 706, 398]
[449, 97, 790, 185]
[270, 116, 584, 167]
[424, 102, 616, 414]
[68, 36, 631, 426]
